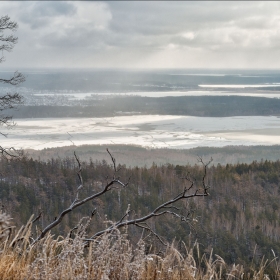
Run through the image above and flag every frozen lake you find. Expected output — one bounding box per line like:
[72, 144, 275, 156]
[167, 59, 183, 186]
[33, 90, 280, 99]
[1, 115, 280, 150]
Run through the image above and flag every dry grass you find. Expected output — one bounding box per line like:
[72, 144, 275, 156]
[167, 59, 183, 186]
[0, 215, 278, 280]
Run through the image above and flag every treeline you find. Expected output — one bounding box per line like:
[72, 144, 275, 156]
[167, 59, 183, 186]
[1, 156, 280, 268]
[9, 95, 280, 118]
[28, 144, 280, 167]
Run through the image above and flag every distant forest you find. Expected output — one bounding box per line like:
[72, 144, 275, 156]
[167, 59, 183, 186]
[10, 95, 280, 118]
[27, 144, 280, 167]
[1, 156, 280, 267]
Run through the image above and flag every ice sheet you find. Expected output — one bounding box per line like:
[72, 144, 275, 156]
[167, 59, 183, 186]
[1, 115, 280, 150]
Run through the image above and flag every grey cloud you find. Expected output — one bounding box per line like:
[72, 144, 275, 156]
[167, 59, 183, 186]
[2, 1, 280, 68]
[102, 1, 279, 53]
[14, 1, 279, 50]
[40, 27, 109, 51]
[19, 2, 76, 29]
[15, 2, 111, 50]
[107, 1, 268, 35]
[236, 17, 271, 30]
[32, 1, 76, 17]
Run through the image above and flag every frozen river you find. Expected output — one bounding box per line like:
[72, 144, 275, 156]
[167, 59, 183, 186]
[1, 115, 280, 150]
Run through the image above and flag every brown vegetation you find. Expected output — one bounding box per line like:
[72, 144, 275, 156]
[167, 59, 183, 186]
[0, 213, 278, 280]
[1, 154, 280, 278]
[1, 156, 279, 257]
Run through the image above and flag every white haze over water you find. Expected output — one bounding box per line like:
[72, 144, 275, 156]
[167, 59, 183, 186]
[2, 115, 280, 150]
[199, 84, 280, 89]
[34, 91, 280, 99]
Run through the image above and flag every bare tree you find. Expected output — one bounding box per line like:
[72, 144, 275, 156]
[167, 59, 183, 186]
[31, 150, 211, 245]
[0, 15, 25, 157]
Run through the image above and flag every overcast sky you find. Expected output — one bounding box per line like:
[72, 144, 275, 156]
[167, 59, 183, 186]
[1, 1, 280, 69]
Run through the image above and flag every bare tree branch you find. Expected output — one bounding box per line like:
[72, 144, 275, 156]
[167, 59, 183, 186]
[31, 211, 42, 224]
[116, 209, 131, 225]
[73, 151, 83, 200]
[85, 158, 212, 241]
[0, 93, 23, 110]
[0, 15, 18, 31]
[106, 148, 117, 172]
[30, 149, 211, 249]
[32, 151, 129, 244]
[0, 15, 25, 159]
[69, 226, 78, 239]
[0, 15, 18, 57]
[106, 148, 122, 173]
[0, 146, 23, 159]
[135, 222, 167, 246]
[0, 71, 25, 86]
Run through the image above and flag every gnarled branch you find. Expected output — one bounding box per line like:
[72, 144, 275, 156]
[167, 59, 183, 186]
[85, 157, 212, 242]
[32, 150, 129, 244]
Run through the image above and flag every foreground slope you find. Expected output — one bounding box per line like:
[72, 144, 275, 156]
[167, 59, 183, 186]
[0, 156, 280, 268]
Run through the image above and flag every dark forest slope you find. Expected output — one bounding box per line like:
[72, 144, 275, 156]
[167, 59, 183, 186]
[1, 156, 280, 266]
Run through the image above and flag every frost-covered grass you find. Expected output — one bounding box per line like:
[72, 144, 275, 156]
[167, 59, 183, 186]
[0, 214, 278, 279]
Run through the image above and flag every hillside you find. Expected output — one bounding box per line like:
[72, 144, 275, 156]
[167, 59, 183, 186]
[1, 154, 280, 270]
